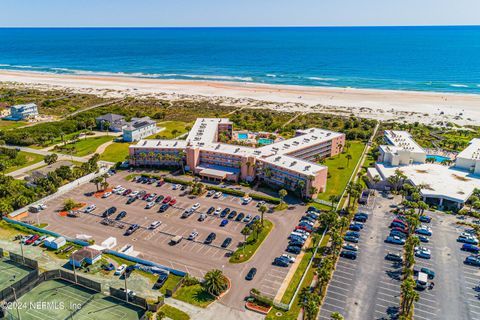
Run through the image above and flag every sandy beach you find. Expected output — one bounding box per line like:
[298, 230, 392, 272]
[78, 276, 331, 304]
[1, 70, 479, 126]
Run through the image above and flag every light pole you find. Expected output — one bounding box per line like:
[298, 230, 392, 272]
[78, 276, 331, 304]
[11, 286, 20, 320]
[19, 242, 25, 265]
[124, 275, 128, 303]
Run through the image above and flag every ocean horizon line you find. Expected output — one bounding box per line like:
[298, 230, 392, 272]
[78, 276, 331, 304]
[1, 25, 480, 29]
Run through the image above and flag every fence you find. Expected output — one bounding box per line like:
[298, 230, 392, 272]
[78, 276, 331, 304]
[0, 270, 40, 302]
[8, 252, 39, 270]
[109, 287, 147, 309]
[165, 275, 186, 297]
[8, 166, 110, 219]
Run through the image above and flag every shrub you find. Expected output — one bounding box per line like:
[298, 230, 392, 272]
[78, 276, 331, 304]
[205, 186, 245, 197]
[249, 193, 281, 204]
[183, 275, 200, 286]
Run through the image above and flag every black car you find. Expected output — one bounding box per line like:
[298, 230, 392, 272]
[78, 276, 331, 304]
[125, 224, 140, 236]
[220, 208, 230, 218]
[235, 212, 245, 221]
[204, 232, 216, 244]
[126, 197, 136, 204]
[102, 206, 117, 217]
[155, 195, 165, 203]
[227, 211, 237, 219]
[153, 273, 169, 289]
[354, 214, 367, 222]
[288, 240, 304, 248]
[207, 206, 215, 214]
[180, 185, 187, 190]
[286, 246, 301, 254]
[115, 211, 127, 221]
[221, 237, 232, 248]
[307, 206, 320, 213]
[245, 267, 257, 280]
[385, 252, 403, 262]
[159, 204, 170, 212]
[273, 257, 289, 267]
[340, 250, 357, 260]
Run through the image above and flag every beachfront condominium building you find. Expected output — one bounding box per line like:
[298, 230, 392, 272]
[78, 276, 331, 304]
[378, 130, 426, 166]
[122, 117, 158, 142]
[5, 103, 38, 121]
[129, 118, 345, 198]
[95, 113, 127, 132]
[455, 138, 480, 175]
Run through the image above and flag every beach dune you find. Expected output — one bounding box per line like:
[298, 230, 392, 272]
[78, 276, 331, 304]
[0, 70, 479, 126]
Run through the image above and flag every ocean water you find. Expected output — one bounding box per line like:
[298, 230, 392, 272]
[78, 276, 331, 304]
[0, 26, 480, 94]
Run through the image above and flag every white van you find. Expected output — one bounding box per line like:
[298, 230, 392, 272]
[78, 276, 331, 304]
[149, 221, 162, 229]
[416, 272, 428, 290]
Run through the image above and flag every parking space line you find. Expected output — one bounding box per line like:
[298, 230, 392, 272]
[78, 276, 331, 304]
[333, 274, 353, 282]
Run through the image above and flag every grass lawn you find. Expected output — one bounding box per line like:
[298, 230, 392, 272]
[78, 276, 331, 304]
[229, 220, 274, 263]
[100, 142, 130, 163]
[267, 233, 330, 320]
[4, 151, 44, 174]
[56, 136, 113, 157]
[149, 121, 190, 139]
[173, 284, 215, 308]
[158, 304, 190, 320]
[160, 273, 184, 295]
[0, 120, 27, 130]
[317, 141, 365, 202]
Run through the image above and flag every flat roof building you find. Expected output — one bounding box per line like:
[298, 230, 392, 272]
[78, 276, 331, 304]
[4, 103, 38, 121]
[455, 138, 480, 175]
[378, 130, 426, 166]
[129, 118, 345, 198]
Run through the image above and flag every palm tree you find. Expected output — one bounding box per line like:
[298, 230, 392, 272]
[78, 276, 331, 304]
[296, 180, 306, 197]
[346, 154, 352, 167]
[203, 269, 228, 296]
[329, 194, 340, 209]
[0, 162, 5, 175]
[90, 176, 103, 191]
[330, 312, 344, 320]
[278, 189, 288, 204]
[258, 204, 268, 226]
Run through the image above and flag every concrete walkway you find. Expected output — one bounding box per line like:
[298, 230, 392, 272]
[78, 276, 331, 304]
[6, 160, 46, 179]
[42, 131, 122, 152]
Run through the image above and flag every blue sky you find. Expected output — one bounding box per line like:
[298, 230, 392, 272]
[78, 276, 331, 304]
[2, 0, 479, 27]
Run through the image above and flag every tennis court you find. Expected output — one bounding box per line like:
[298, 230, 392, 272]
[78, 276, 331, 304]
[0, 258, 31, 292]
[7, 279, 144, 320]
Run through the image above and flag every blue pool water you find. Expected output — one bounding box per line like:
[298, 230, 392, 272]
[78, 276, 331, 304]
[258, 139, 274, 145]
[238, 133, 248, 140]
[0, 27, 480, 93]
[427, 155, 451, 162]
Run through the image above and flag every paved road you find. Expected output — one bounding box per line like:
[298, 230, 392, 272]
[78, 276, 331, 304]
[318, 194, 402, 320]
[6, 160, 46, 179]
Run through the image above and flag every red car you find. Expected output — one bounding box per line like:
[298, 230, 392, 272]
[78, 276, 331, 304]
[142, 193, 151, 201]
[295, 225, 313, 233]
[391, 226, 408, 234]
[162, 196, 172, 204]
[168, 198, 177, 206]
[25, 234, 39, 245]
[123, 189, 132, 196]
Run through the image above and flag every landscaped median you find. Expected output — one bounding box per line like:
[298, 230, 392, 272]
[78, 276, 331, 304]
[229, 219, 274, 263]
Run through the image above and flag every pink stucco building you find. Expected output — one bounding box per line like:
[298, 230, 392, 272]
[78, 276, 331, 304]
[129, 118, 345, 198]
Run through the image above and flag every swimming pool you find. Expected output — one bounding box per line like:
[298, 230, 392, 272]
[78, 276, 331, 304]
[258, 138, 274, 145]
[427, 154, 451, 162]
[238, 133, 248, 140]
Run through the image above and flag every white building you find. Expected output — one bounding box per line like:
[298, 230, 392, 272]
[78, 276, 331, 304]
[123, 117, 158, 142]
[378, 130, 426, 166]
[455, 138, 480, 175]
[5, 103, 38, 121]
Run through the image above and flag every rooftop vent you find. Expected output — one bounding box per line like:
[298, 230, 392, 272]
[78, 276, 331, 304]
[290, 161, 297, 167]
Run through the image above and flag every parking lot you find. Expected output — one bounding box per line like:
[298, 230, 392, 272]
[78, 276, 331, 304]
[412, 213, 480, 320]
[319, 194, 402, 320]
[33, 170, 307, 309]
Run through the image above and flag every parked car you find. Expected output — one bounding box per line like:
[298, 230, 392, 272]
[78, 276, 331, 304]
[122, 189, 132, 196]
[192, 203, 201, 210]
[188, 231, 199, 240]
[213, 192, 223, 198]
[33, 235, 47, 246]
[390, 230, 407, 239]
[415, 226, 432, 236]
[155, 195, 165, 203]
[115, 211, 127, 221]
[102, 192, 112, 198]
[462, 244, 480, 253]
[153, 273, 169, 289]
[228, 211, 237, 220]
[340, 250, 357, 260]
[162, 196, 172, 204]
[159, 204, 170, 212]
[103, 263, 115, 271]
[354, 214, 367, 222]
[168, 198, 177, 206]
[220, 219, 229, 227]
[281, 254, 296, 263]
[343, 244, 358, 251]
[145, 202, 155, 209]
[419, 215, 431, 223]
[125, 224, 140, 236]
[114, 264, 127, 275]
[84, 204, 96, 213]
[385, 236, 406, 245]
[149, 221, 161, 229]
[273, 257, 289, 267]
[236, 212, 245, 221]
[25, 235, 39, 245]
[414, 247, 431, 259]
[214, 207, 222, 215]
[207, 206, 215, 214]
[286, 246, 301, 254]
[242, 197, 252, 205]
[198, 213, 207, 221]
[418, 235, 429, 243]
[245, 267, 257, 280]
[349, 224, 362, 231]
[465, 255, 480, 266]
[204, 232, 216, 244]
[221, 237, 232, 248]
[243, 214, 252, 222]
[142, 193, 151, 201]
[102, 206, 117, 217]
[256, 201, 266, 207]
[346, 231, 360, 238]
[206, 190, 215, 197]
[458, 235, 479, 244]
[182, 209, 194, 219]
[385, 252, 403, 262]
[220, 208, 230, 218]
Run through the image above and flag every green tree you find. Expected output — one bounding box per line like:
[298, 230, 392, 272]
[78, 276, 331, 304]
[90, 176, 103, 191]
[258, 204, 268, 226]
[278, 189, 288, 204]
[44, 153, 58, 165]
[203, 269, 228, 296]
[346, 154, 353, 167]
[63, 198, 78, 211]
[330, 312, 344, 320]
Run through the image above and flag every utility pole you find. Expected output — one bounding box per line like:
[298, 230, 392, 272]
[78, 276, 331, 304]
[124, 275, 128, 303]
[19, 242, 25, 265]
[11, 287, 20, 320]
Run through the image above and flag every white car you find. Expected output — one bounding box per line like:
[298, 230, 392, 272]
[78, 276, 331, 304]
[214, 207, 222, 215]
[242, 197, 252, 205]
[192, 203, 201, 210]
[149, 221, 161, 229]
[130, 191, 139, 197]
[115, 187, 126, 195]
[114, 264, 127, 275]
[84, 204, 96, 213]
[188, 231, 199, 240]
[102, 192, 112, 198]
[112, 185, 123, 192]
[145, 202, 155, 209]
[172, 184, 181, 190]
[256, 201, 266, 207]
[213, 192, 223, 198]
[414, 246, 431, 254]
[281, 254, 296, 263]
[38, 203, 47, 210]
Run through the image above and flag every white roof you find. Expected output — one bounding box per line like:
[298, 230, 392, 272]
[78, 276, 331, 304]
[200, 143, 267, 157]
[258, 128, 343, 156]
[384, 130, 425, 153]
[457, 138, 480, 161]
[261, 154, 326, 176]
[186, 118, 231, 144]
[376, 163, 480, 203]
[130, 139, 188, 149]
